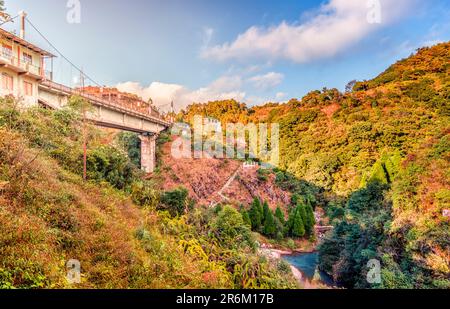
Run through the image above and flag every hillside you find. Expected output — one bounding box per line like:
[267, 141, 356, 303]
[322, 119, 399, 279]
[154, 137, 290, 209]
[177, 42, 450, 288]
[1, 41, 448, 290]
[0, 97, 297, 289]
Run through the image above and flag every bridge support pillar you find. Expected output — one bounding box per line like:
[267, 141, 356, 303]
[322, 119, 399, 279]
[139, 134, 157, 173]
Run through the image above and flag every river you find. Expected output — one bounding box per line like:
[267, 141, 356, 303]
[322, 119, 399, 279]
[283, 252, 336, 287]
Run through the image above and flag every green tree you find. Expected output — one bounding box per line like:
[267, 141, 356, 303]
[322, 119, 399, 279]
[296, 202, 315, 235]
[117, 132, 141, 167]
[285, 208, 294, 236]
[86, 145, 137, 189]
[249, 198, 263, 230]
[286, 205, 306, 238]
[158, 187, 189, 217]
[212, 206, 254, 249]
[297, 203, 307, 229]
[263, 209, 276, 237]
[131, 181, 160, 208]
[304, 204, 316, 235]
[318, 181, 391, 288]
[291, 194, 300, 207]
[366, 161, 389, 185]
[262, 201, 270, 222]
[257, 168, 268, 181]
[275, 206, 285, 225]
[274, 218, 284, 240]
[291, 206, 305, 237]
[241, 210, 252, 228]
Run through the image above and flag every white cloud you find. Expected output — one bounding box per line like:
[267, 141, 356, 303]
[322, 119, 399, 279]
[245, 96, 268, 106]
[201, 27, 214, 50]
[117, 71, 287, 112]
[248, 72, 284, 90]
[202, 0, 416, 63]
[276, 92, 287, 100]
[208, 75, 243, 92]
[116, 81, 185, 107]
[246, 93, 288, 106]
[117, 71, 288, 112]
[422, 39, 444, 47]
[117, 76, 246, 113]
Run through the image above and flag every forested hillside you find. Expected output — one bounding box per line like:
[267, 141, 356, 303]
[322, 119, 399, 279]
[1, 41, 448, 290]
[177, 42, 450, 288]
[0, 97, 296, 289]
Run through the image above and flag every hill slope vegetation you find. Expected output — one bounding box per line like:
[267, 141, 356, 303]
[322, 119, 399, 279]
[177, 42, 450, 288]
[0, 97, 296, 289]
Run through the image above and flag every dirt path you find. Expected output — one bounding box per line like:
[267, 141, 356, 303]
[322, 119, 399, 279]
[217, 166, 241, 200]
[210, 166, 241, 207]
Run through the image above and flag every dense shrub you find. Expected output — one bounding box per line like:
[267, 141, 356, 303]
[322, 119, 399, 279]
[117, 132, 141, 167]
[158, 187, 189, 217]
[86, 145, 137, 189]
[212, 206, 254, 249]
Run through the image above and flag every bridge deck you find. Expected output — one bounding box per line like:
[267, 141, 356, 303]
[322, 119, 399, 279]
[39, 80, 170, 127]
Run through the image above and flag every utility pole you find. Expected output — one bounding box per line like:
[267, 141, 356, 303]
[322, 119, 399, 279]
[80, 69, 87, 182]
[19, 11, 27, 39]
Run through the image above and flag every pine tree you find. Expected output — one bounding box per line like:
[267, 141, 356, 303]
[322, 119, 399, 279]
[262, 201, 270, 222]
[297, 203, 307, 225]
[275, 206, 285, 225]
[257, 198, 264, 230]
[249, 198, 262, 230]
[263, 209, 276, 237]
[291, 206, 305, 237]
[274, 217, 284, 240]
[257, 198, 263, 212]
[285, 208, 295, 236]
[241, 210, 252, 227]
[296, 203, 312, 235]
[291, 194, 300, 207]
[305, 204, 316, 235]
[283, 209, 295, 236]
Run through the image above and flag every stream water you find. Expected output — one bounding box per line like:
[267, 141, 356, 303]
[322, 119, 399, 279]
[283, 252, 335, 287]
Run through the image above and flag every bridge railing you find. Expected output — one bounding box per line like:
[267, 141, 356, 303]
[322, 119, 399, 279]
[40, 80, 170, 126]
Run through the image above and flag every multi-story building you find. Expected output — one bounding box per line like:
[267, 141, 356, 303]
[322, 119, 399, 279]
[0, 11, 169, 173]
[0, 25, 54, 107]
[0, 12, 166, 121]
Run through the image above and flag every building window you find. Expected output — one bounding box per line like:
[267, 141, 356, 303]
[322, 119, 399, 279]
[24, 81, 33, 96]
[23, 52, 32, 65]
[2, 73, 13, 91]
[2, 44, 12, 58]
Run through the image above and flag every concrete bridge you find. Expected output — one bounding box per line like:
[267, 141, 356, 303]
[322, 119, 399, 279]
[37, 80, 170, 173]
[315, 225, 334, 233]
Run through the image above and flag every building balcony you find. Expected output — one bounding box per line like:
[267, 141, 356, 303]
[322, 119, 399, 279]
[0, 52, 51, 80]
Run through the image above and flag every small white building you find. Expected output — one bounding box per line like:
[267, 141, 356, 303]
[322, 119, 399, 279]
[243, 161, 259, 169]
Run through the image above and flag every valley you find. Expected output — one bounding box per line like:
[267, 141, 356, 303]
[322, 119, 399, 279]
[0, 35, 448, 289]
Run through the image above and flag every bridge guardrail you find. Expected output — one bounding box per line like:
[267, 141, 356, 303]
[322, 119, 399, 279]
[39, 80, 170, 127]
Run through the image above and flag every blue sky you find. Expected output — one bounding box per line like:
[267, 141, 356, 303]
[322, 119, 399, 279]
[3, 0, 450, 111]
